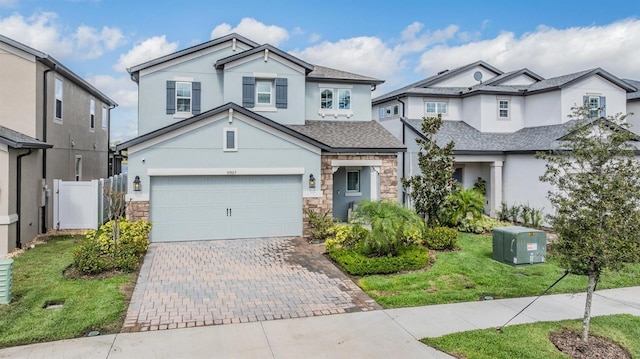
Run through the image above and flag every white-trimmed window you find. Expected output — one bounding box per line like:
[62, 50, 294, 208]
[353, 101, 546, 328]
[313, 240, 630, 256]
[89, 98, 95, 129]
[393, 104, 399, 116]
[346, 170, 360, 193]
[426, 101, 447, 115]
[378, 107, 385, 119]
[386, 106, 392, 118]
[586, 96, 605, 118]
[223, 128, 237, 152]
[256, 80, 273, 105]
[54, 78, 63, 122]
[75, 155, 82, 181]
[176, 82, 192, 112]
[320, 88, 350, 110]
[337, 89, 351, 110]
[321, 89, 333, 109]
[498, 99, 510, 119]
[102, 106, 107, 129]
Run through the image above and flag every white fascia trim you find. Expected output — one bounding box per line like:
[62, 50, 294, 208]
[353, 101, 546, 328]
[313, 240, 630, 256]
[0, 42, 37, 62]
[147, 167, 305, 176]
[224, 52, 306, 74]
[0, 214, 19, 225]
[138, 42, 242, 77]
[318, 83, 353, 89]
[125, 193, 150, 202]
[303, 190, 324, 198]
[0, 143, 8, 152]
[253, 72, 278, 78]
[331, 159, 383, 167]
[454, 154, 506, 162]
[173, 76, 194, 82]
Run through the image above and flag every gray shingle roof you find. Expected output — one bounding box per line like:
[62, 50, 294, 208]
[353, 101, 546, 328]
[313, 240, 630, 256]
[0, 126, 52, 149]
[403, 119, 578, 153]
[482, 68, 544, 85]
[288, 120, 405, 151]
[307, 65, 384, 85]
[215, 44, 314, 73]
[624, 79, 640, 101]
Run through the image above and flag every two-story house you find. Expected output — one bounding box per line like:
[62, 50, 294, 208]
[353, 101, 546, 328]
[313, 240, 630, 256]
[116, 34, 404, 242]
[0, 35, 118, 256]
[373, 61, 638, 219]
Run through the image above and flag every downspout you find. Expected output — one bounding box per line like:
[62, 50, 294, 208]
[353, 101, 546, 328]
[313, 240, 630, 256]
[396, 96, 407, 205]
[16, 149, 34, 249]
[107, 104, 116, 176]
[42, 64, 56, 233]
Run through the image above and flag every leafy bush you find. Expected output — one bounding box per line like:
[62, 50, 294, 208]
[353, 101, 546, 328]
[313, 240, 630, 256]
[305, 209, 335, 242]
[325, 223, 368, 252]
[496, 203, 544, 228]
[351, 200, 425, 257]
[423, 226, 459, 250]
[73, 219, 152, 274]
[442, 188, 485, 227]
[457, 215, 511, 234]
[328, 246, 429, 276]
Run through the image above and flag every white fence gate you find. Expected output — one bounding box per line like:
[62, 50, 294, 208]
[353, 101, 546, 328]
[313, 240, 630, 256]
[54, 174, 127, 230]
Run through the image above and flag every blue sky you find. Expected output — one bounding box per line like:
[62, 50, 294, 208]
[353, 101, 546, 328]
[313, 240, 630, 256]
[1, 0, 639, 142]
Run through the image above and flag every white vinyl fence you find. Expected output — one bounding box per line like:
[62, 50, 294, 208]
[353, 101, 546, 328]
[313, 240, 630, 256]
[54, 174, 127, 230]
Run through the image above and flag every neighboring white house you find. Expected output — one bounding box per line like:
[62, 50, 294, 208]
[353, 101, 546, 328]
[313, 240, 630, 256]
[116, 33, 404, 242]
[373, 61, 639, 219]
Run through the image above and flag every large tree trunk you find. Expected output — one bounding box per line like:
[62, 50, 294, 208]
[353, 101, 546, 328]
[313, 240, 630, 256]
[582, 271, 599, 341]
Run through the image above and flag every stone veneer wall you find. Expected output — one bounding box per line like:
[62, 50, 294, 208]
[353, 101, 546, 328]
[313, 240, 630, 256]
[126, 201, 150, 222]
[302, 153, 398, 241]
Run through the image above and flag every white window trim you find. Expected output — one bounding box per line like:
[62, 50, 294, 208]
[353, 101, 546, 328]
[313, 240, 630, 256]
[587, 95, 601, 118]
[75, 155, 82, 181]
[346, 169, 361, 195]
[425, 100, 448, 116]
[498, 99, 510, 120]
[102, 106, 108, 129]
[256, 79, 273, 106]
[175, 81, 192, 114]
[54, 77, 63, 123]
[319, 86, 353, 118]
[223, 127, 238, 152]
[378, 107, 385, 119]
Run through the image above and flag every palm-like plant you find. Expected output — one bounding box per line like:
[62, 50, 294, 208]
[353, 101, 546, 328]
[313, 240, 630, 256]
[351, 200, 424, 257]
[444, 188, 485, 226]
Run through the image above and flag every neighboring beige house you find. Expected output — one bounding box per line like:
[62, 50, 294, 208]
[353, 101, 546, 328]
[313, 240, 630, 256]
[0, 34, 117, 256]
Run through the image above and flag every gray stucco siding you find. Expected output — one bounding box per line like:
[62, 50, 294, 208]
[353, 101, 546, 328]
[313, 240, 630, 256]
[127, 114, 321, 195]
[305, 82, 372, 122]
[222, 57, 306, 125]
[502, 154, 553, 222]
[137, 46, 242, 135]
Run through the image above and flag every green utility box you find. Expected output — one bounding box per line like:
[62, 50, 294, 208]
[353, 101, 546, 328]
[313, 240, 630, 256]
[492, 226, 546, 266]
[0, 259, 13, 304]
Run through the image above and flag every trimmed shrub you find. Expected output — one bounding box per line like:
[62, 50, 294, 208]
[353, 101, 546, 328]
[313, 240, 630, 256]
[328, 246, 430, 276]
[325, 223, 368, 252]
[457, 215, 511, 234]
[423, 226, 459, 250]
[73, 219, 152, 274]
[305, 209, 335, 242]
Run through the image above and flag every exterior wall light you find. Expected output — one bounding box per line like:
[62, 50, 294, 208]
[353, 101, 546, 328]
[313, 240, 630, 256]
[309, 174, 316, 189]
[133, 175, 141, 191]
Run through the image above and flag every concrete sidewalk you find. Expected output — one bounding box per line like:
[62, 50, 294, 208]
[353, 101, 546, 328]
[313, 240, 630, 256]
[1, 287, 638, 359]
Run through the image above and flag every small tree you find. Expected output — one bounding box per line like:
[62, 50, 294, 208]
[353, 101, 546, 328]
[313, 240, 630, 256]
[403, 115, 457, 227]
[536, 106, 640, 341]
[103, 186, 127, 257]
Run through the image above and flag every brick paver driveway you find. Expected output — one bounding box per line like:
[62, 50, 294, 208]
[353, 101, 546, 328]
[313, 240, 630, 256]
[122, 237, 380, 332]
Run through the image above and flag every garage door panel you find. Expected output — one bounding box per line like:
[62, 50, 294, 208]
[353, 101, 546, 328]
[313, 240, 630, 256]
[150, 175, 302, 242]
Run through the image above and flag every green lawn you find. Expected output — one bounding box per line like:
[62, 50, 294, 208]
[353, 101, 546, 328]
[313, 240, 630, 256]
[359, 233, 640, 308]
[422, 314, 640, 359]
[0, 236, 136, 348]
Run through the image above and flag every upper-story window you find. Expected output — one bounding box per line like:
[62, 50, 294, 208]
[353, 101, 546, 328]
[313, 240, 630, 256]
[393, 104, 399, 116]
[426, 101, 447, 116]
[176, 82, 192, 113]
[585, 95, 606, 118]
[54, 78, 63, 122]
[89, 98, 95, 129]
[378, 106, 385, 119]
[242, 77, 287, 110]
[498, 99, 510, 119]
[320, 88, 351, 110]
[166, 80, 201, 116]
[102, 106, 108, 129]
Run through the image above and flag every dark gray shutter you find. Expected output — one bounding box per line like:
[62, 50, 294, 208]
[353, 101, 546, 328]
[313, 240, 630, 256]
[192, 82, 201, 115]
[600, 96, 606, 117]
[242, 77, 255, 108]
[166, 81, 176, 114]
[275, 78, 288, 109]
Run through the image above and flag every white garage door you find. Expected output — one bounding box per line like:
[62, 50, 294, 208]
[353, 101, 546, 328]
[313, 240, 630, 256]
[150, 175, 302, 242]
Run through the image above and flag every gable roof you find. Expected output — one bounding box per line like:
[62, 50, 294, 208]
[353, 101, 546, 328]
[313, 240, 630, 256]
[215, 44, 314, 74]
[0, 125, 52, 149]
[116, 102, 404, 153]
[128, 33, 259, 80]
[481, 68, 545, 85]
[525, 68, 636, 94]
[0, 34, 117, 107]
[288, 120, 404, 152]
[372, 60, 503, 104]
[307, 65, 384, 85]
[624, 79, 640, 101]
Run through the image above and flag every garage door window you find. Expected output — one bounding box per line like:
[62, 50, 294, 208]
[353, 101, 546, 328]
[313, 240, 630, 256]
[224, 128, 237, 151]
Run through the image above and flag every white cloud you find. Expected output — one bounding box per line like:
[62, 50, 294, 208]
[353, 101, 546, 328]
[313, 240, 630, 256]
[210, 18, 289, 46]
[291, 36, 405, 83]
[0, 12, 73, 57]
[114, 35, 179, 72]
[75, 25, 125, 59]
[416, 18, 640, 80]
[309, 33, 321, 43]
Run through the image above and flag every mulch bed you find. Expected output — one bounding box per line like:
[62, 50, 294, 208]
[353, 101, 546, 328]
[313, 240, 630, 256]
[550, 328, 631, 359]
